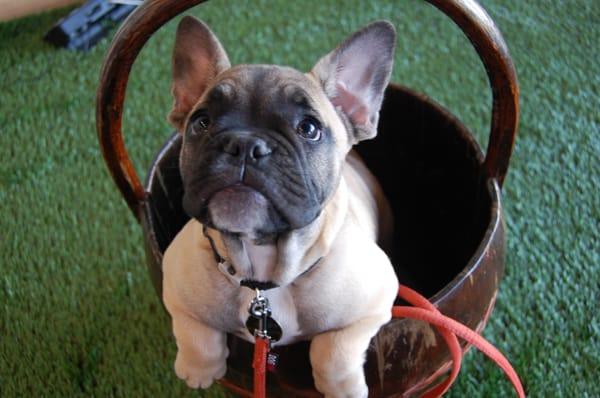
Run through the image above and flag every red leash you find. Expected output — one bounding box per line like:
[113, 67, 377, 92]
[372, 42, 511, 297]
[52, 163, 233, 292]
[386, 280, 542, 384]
[394, 285, 462, 398]
[394, 285, 525, 398]
[253, 336, 269, 398]
[252, 285, 525, 398]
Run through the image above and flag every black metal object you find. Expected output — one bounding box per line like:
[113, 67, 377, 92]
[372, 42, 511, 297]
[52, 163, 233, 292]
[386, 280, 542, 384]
[44, 0, 137, 51]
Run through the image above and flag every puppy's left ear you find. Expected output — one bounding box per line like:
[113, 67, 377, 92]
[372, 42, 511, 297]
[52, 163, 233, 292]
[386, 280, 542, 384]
[169, 16, 231, 131]
[311, 21, 396, 142]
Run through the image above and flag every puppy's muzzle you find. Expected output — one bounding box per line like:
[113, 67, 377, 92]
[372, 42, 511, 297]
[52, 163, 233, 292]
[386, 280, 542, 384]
[220, 132, 272, 162]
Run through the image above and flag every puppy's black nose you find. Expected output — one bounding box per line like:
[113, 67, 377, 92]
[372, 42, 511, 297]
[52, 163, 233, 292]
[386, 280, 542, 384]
[222, 135, 272, 161]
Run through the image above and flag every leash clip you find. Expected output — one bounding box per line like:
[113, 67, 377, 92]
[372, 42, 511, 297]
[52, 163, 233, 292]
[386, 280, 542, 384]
[248, 289, 272, 341]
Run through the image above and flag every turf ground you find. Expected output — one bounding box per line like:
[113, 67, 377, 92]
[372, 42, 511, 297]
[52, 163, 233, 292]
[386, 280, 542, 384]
[0, 0, 598, 396]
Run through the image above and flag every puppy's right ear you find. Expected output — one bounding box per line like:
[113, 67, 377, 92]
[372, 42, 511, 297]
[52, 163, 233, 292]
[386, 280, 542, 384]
[169, 16, 230, 131]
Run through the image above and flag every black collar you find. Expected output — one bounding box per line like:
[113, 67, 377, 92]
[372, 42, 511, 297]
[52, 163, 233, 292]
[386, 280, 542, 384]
[202, 225, 321, 291]
[203, 225, 226, 265]
[202, 225, 280, 291]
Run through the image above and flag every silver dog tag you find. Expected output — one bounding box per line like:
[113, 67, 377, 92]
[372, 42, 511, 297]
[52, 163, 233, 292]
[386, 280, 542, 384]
[246, 290, 282, 342]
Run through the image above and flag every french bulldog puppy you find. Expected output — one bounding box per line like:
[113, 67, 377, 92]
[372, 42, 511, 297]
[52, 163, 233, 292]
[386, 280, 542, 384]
[162, 16, 398, 398]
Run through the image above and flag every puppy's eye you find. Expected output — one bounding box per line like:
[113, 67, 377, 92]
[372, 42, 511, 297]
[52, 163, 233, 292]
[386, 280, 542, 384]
[296, 116, 321, 141]
[189, 111, 211, 135]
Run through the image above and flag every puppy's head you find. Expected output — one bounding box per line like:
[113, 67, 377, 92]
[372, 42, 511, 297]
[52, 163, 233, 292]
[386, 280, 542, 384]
[170, 17, 395, 239]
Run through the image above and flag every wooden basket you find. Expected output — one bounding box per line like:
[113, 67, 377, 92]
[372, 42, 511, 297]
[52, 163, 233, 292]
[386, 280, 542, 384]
[96, 0, 519, 396]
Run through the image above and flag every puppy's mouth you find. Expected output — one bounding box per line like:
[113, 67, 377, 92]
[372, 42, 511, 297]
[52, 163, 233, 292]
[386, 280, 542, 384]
[182, 154, 321, 234]
[206, 184, 285, 236]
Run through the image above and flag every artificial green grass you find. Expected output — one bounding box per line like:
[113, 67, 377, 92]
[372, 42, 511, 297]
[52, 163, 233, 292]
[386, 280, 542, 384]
[0, 0, 598, 396]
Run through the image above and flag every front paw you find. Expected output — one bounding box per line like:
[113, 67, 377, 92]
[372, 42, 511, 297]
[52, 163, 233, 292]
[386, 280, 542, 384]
[174, 350, 227, 389]
[312, 366, 368, 398]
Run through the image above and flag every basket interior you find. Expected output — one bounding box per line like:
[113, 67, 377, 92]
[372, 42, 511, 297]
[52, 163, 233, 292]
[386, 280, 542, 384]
[145, 85, 491, 297]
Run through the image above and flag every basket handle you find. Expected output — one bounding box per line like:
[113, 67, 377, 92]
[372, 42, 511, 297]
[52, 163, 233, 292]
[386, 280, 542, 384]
[96, 0, 206, 219]
[426, 0, 519, 189]
[96, 0, 519, 220]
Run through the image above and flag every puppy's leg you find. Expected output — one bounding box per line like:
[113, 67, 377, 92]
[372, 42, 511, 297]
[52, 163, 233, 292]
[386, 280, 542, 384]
[171, 310, 228, 389]
[310, 313, 389, 398]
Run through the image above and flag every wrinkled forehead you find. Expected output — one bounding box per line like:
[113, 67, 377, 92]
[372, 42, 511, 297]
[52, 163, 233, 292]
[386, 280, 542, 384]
[203, 64, 329, 111]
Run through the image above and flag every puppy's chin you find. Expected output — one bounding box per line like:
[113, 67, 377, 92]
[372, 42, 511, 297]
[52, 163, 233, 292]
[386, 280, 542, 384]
[208, 186, 275, 236]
